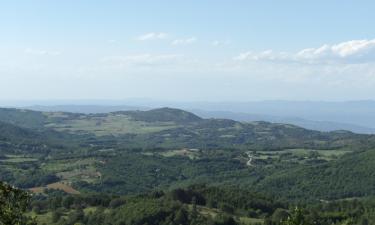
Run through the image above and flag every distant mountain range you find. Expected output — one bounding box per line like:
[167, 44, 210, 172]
[20, 100, 375, 134]
[190, 110, 375, 134]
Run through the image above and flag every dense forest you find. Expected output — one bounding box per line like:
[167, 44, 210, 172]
[4, 181, 375, 225]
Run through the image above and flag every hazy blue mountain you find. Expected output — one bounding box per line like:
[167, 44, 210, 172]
[181, 100, 375, 129]
[24, 104, 148, 114]
[106, 100, 375, 130]
[191, 110, 375, 134]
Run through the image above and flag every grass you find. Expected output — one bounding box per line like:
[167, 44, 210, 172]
[239, 216, 264, 224]
[27, 211, 53, 224]
[1, 157, 38, 163]
[57, 165, 100, 183]
[45, 113, 178, 136]
[43, 158, 97, 172]
[248, 148, 352, 166]
[42, 158, 101, 183]
[256, 148, 351, 158]
[194, 205, 263, 225]
[47, 182, 80, 194]
[159, 149, 200, 159]
[29, 207, 99, 224]
[30, 181, 80, 195]
[1, 155, 38, 163]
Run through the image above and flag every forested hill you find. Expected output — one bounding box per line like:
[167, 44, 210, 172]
[256, 148, 375, 201]
[0, 107, 375, 151]
[0, 108, 46, 129]
[113, 107, 203, 123]
[0, 119, 88, 155]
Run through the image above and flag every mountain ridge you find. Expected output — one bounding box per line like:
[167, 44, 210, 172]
[1, 107, 374, 152]
[19, 103, 375, 134]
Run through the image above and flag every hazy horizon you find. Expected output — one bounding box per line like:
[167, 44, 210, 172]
[2, 98, 375, 107]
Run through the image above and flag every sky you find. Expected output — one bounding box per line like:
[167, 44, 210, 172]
[1, 0, 375, 102]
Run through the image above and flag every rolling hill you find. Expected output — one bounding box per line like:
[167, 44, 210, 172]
[1, 107, 374, 151]
[22, 103, 375, 134]
[1, 107, 375, 203]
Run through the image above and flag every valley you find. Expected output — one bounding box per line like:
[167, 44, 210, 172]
[1, 107, 375, 224]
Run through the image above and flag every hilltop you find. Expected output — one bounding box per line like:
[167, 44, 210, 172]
[114, 107, 203, 123]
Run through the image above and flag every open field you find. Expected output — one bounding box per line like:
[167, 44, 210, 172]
[45, 113, 178, 136]
[1, 155, 38, 163]
[194, 205, 264, 225]
[159, 148, 201, 159]
[29, 181, 80, 195]
[254, 148, 352, 161]
[42, 158, 101, 184]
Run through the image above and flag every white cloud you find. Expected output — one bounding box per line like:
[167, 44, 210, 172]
[332, 39, 375, 57]
[171, 37, 197, 45]
[24, 48, 61, 56]
[136, 32, 168, 41]
[297, 39, 375, 61]
[235, 39, 375, 64]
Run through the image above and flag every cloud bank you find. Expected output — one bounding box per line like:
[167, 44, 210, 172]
[235, 39, 375, 64]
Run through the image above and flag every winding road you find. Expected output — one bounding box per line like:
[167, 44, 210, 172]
[246, 151, 253, 166]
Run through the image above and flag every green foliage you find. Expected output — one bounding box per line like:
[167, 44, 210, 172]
[21, 185, 375, 225]
[0, 181, 36, 225]
[0, 108, 46, 129]
[28, 186, 245, 225]
[256, 149, 375, 201]
[280, 207, 311, 225]
[118, 107, 202, 123]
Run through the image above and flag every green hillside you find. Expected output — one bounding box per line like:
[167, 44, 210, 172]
[256, 149, 375, 201]
[2, 107, 375, 224]
[116, 107, 203, 123]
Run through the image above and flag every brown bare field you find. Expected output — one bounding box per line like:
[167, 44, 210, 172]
[29, 182, 80, 195]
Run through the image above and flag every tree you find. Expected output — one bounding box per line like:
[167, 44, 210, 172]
[191, 196, 198, 220]
[214, 214, 238, 225]
[66, 208, 85, 225]
[271, 208, 290, 224]
[174, 208, 188, 224]
[281, 207, 311, 225]
[0, 181, 36, 225]
[51, 208, 64, 223]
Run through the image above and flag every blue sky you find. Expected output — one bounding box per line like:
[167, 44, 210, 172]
[1, 1, 375, 101]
